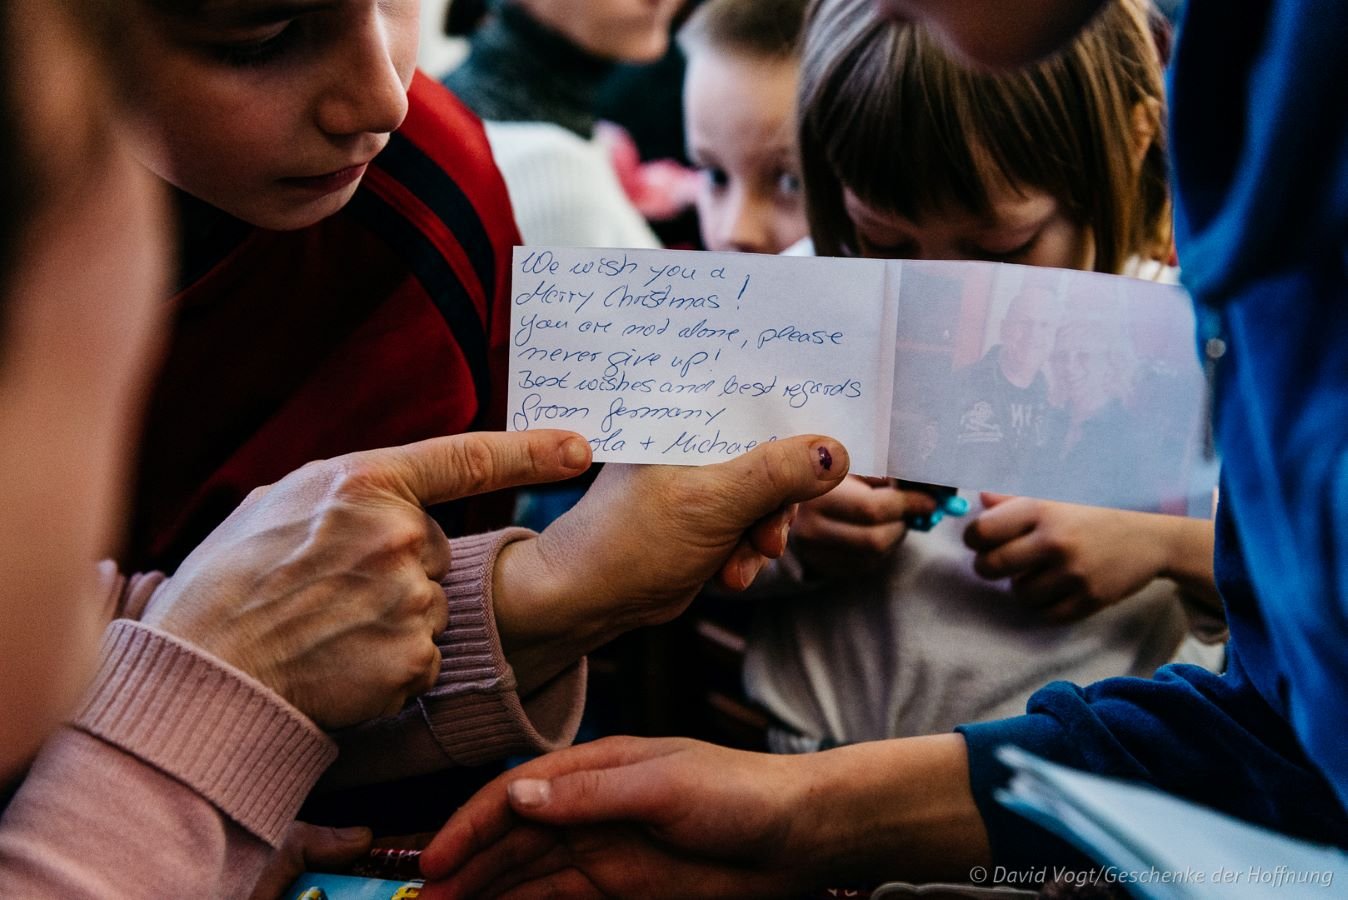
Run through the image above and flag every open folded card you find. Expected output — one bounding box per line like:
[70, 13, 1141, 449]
[507, 247, 1217, 515]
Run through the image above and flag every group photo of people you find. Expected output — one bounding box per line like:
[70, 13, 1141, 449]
[891, 263, 1210, 514]
[0, 0, 1344, 898]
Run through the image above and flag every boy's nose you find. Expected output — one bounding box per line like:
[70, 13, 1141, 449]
[316, 20, 410, 137]
[718, 192, 771, 254]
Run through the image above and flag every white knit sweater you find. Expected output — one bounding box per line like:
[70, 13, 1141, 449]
[485, 120, 661, 250]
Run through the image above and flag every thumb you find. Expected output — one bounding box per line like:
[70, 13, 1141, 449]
[358, 430, 592, 507]
[506, 766, 668, 828]
[299, 824, 374, 868]
[980, 491, 1015, 508]
[706, 435, 849, 524]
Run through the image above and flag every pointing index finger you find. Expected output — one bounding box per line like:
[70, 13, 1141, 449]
[361, 430, 592, 508]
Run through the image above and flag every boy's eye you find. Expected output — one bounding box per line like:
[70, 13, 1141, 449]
[210, 24, 297, 67]
[700, 167, 730, 191]
[776, 171, 803, 197]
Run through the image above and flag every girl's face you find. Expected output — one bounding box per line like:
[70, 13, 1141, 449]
[2, 0, 169, 772]
[1052, 323, 1114, 417]
[122, 0, 420, 230]
[520, 0, 684, 63]
[843, 183, 1095, 269]
[686, 53, 808, 255]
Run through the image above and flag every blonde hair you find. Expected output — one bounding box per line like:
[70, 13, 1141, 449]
[798, 0, 1170, 274]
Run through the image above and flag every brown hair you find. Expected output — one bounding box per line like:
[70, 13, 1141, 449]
[799, 0, 1170, 274]
[679, 0, 811, 61]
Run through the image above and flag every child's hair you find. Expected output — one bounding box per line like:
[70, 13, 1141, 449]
[678, 0, 811, 61]
[445, 0, 490, 37]
[799, 0, 1170, 274]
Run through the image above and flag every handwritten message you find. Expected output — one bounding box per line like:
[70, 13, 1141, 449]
[508, 246, 894, 474]
[507, 247, 1216, 514]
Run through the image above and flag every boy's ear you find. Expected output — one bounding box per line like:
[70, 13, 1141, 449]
[1129, 97, 1161, 171]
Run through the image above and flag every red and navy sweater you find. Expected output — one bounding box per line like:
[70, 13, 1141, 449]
[124, 73, 519, 572]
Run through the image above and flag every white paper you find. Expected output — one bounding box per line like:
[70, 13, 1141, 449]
[995, 747, 1347, 900]
[508, 247, 893, 475]
[507, 247, 1216, 514]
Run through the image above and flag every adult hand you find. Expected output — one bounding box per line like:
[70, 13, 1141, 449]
[789, 476, 939, 578]
[419, 731, 987, 899]
[963, 493, 1191, 622]
[248, 822, 373, 900]
[418, 736, 819, 899]
[141, 430, 592, 729]
[490, 436, 849, 688]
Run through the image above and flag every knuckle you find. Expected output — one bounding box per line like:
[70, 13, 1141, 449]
[666, 469, 723, 513]
[862, 530, 895, 556]
[854, 497, 885, 526]
[570, 769, 607, 804]
[380, 518, 427, 558]
[421, 643, 443, 687]
[963, 521, 986, 548]
[241, 484, 271, 508]
[448, 437, 499, 494]
[751, 443, 795, 502]
[422, 580, 448, 622]
[328, 458, 376, 496]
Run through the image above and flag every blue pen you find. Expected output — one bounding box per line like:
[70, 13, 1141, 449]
[897, 481, 968, 531]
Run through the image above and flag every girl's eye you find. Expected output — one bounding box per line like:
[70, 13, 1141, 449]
[211, 25, 296, 68]
[975, 232, 1040, 263]
[859, 234, 918, 259]
[701, 167, 730, 191]
[776, 171, 803, 197]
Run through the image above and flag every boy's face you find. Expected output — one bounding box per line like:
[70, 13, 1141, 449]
[123, 0, 420, 230]
[685, 52, 808, 255]
[999, 287, 1061, 382]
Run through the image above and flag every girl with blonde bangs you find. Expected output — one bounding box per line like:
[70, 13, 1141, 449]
[743, 0, 1224, 750]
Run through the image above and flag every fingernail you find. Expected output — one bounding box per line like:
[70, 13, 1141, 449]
[509, 778, 551, 808]
[778, 520, 792, 549]
[944, 495, 970, 517]
[335, 825, 373, 844]
[739, 555, 766, 586]
[559, 437, 590, 470]
[816, 444, 834, 475]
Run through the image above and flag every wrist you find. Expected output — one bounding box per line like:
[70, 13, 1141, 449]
[1156, 515, 1203, 583]
[795, 734, 991, 885]
[493, 536, 620, 694]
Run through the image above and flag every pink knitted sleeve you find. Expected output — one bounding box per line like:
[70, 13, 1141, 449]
[0, 621, 335, 898]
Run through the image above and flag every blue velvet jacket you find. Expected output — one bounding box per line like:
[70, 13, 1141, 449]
[958, 0, 1348, 866]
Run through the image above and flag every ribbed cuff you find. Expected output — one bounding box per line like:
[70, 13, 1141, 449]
[420, 528, 586, 766]
[72, 620, 337, 847]
[956, 714, 1094, 875]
